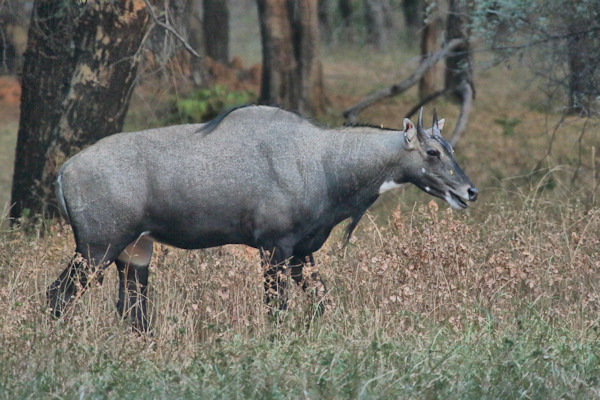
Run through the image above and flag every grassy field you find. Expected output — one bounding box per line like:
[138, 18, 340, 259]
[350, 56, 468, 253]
[0, 189, 598, 398]
[1, 4, 600, 398]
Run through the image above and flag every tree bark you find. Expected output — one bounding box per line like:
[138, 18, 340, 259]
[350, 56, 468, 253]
[288, 0, 325, 115]
[419, 0, 439, 100]
[257, 0, 297, 109]
[257, 0, 324, 116]
[10, 0, 154, 222]
[444, 0, 474, 144]
[444, 0, 474, 103]
[566, 22, 599, 115]
[186, 0, 205, 85]
[203, 0, 229, 64]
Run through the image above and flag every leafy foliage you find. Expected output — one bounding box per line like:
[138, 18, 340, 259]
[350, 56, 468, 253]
[493, 116, 521, 136]
[168, 85, 256, 124]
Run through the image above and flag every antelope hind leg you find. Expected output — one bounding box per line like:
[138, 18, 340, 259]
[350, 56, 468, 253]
[115, 237, 153, 333]
[47, 252, 105, 318]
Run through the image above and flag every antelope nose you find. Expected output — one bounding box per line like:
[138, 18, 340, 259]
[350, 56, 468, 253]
[467, 187, 478, 202]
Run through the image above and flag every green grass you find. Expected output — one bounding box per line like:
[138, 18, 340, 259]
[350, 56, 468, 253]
[1, 309, 598, 398]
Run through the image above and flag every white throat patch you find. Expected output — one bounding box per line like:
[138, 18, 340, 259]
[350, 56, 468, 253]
[379, 180, 404, 194]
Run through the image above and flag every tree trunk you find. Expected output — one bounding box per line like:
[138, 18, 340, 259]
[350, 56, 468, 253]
[444, 0, 474, 144]
[288, 0, 325, 115]
[318, 0, 332, 42]
[256, 0, 297, 109]
[10, 0, 154, 222]
[0, 1, 28, 75]
[444, 0, 474, 103]
[186, 0, 205, 85]
[338, 0, 353, 28]
[203, 0, 230, 64]
[566, 22, 599, 115]
[257, 0, 325, 116]
[402, 0, 422, 35]
[418, 0, 439, 100]
[365, 0, 393, 50]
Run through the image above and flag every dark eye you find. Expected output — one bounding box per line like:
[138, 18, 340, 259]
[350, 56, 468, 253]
[426, 149, 440, 158]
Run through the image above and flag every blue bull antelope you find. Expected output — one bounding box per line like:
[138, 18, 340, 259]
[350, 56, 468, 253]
[48, 105, 477, 332]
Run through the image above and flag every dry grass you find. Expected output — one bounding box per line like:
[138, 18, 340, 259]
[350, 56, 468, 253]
[0, 178, 599, 397]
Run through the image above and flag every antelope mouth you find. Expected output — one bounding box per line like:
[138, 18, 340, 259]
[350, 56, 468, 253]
[446, 191, 468, 209]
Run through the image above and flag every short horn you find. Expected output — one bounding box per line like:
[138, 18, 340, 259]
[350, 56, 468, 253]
[432, 108, 441, 137]
[416, 107, 429, 142]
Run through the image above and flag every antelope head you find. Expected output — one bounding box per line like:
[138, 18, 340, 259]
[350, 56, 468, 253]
[402, 108, 478, 209]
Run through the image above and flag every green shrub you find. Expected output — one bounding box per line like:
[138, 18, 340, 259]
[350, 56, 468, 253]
[168, 85, 256, 124]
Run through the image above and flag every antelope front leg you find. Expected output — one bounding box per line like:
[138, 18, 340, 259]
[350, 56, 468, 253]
[290, 254, 328, 317]
[263, 263, 290, 312]
[261, 247, 293, 313]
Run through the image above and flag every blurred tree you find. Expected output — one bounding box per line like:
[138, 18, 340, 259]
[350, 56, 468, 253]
[143, 0, 204, 85]
[401, 0, 422, 35]
[10, 0, 156, 223]
[444, 0, 474, 144]
[318, 0, 332, 42]
[338, 0, 353, 28]
[203, 0, 229, 64]
[472, 0, 600, 115]
[445, 0, 474, 104]
[186, 0, 204, 85]
[364, 0, 394, 49]
[256, 0, 296, 109]
[0, 1, 29, 74]
[256, 0, 325, 115]
[418, 0, 440, 100]
[562, 2, 599, 114]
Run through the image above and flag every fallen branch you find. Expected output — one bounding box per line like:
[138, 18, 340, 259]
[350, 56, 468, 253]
[343, 38, 465, 124]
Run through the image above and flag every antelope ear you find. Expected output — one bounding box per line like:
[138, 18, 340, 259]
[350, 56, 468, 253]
[403, 118, 417, 150]
[437, 118, 445, 131]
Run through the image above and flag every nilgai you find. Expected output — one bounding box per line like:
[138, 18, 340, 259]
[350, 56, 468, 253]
[48, 105, 477, 331]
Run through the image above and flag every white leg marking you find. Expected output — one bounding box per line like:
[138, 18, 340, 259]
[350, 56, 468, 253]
[117, 235, 154, 266]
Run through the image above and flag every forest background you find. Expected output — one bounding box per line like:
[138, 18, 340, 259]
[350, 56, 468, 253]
[0, 0, 599, 398]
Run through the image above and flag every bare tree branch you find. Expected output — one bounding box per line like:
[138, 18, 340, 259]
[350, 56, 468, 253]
[343, 38, 465, 124]
[449, 80, 473, 146]
[143, 0, 202, 59]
